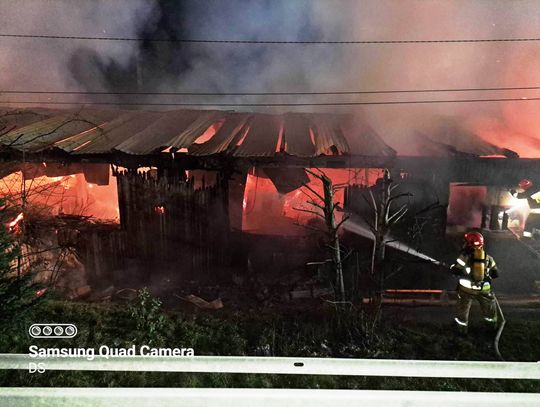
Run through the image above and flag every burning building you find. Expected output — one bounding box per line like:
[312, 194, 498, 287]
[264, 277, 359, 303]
[1, 107, 539, 300]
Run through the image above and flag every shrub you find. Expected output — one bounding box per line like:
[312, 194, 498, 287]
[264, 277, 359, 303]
[128, 288, 169, 346]
[0, 201, 42, 326]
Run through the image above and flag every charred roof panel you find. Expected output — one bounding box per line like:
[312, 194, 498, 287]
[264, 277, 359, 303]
[169, 110, 226, 149]
[113, 110, 192, 154]
[115, 109, 227, 154]
[310, 114, 350, 155]
[233, 114, 282, 157]
[6, 107, 522, 161]
[283, 113, 316, 157]
[341, 116, 396, 157]
[433, 121, 518, 158]
[188, 113, 252, 156]
[0, 108, 62, 131]
[0, 109, 120, 152]
[63, 111, 161, 154]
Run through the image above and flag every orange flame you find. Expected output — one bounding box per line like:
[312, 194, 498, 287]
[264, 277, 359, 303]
[8, 212, 23, 230]
[0, 170, 119, 220]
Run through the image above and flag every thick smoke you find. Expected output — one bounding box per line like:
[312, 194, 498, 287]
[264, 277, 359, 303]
[1, 0, 540, 155]
[0, 0, 154, 94]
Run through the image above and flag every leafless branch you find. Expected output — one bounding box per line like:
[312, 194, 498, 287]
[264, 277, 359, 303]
[387, 204, 408, 224]
[292, 206, 325, 219]
[387, 192, 413, 204]
[306, 200, 325, 211]
[335, 215, 350, 231]
[300, 181, 325, 202]
[6, 117, 103, 148]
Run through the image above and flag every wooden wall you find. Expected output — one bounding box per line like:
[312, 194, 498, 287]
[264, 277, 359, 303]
[113, 169, 231, 283]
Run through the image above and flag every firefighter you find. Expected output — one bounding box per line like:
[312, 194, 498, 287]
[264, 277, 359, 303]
[450, 232, 499, 334]
[512, 179, 540, 238]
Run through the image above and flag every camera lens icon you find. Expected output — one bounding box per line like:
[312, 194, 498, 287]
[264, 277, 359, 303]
[30, 325, 41, 337]
[29, 324, 77, 339]
[64, 325, 75, 336]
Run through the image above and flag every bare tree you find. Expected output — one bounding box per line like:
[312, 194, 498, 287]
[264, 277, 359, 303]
[362, 169, 412, 309]
[294, 168, 349, 302]
[0, 111, 104, 289]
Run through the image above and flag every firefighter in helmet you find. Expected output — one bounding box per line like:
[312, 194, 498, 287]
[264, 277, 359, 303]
[450, 232, 499, 334]
[512, 179, 540, 238]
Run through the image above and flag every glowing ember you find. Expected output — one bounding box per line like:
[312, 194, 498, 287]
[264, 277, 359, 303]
[8, 212, 23, 231]
[35, 288, 47, 298]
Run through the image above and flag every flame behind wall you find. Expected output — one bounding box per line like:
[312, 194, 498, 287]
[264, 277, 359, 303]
[242, 168, 382, 235]
[0, 170, 119, 220]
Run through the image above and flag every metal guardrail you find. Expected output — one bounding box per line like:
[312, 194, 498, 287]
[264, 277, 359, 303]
[1, 388, 540, 407]
[1, 354, 540, 379]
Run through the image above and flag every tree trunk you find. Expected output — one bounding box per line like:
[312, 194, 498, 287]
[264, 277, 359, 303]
[321, 175, 345, 302]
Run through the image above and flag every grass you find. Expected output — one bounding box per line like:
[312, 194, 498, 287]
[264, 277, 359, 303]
[0, 299, 539, 391]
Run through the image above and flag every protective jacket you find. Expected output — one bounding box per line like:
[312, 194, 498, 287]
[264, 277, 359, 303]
[451, 247, 498, 294]
[515, 190, 540, 236]
[516, 190, 540, 211]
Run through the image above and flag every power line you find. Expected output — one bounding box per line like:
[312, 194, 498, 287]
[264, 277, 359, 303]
[1, 97, 540, 107]
[2, 85, 540, 96]
[1, 33, 540, 44]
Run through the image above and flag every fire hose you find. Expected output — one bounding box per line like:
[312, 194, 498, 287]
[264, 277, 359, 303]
[493, 294, 506, 361]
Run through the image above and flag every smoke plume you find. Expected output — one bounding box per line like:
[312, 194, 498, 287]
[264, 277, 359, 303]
[1, 0, 540, 155]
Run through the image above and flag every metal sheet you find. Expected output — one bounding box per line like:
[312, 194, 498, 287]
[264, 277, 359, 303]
[2, 388, 540, 407]
[262, 167, 310, 194]
[2, 354, 540, 380]
[170, 110, 226, 149]
[283, 113, 316, 157]
[82, 163, 110, 185]
[310, 114, 350, 156]
[233, 114, 282, 157]
[0, 108, 517, 160]
[115, 110, 222, 155]
[341, 116, 396, 157]
[426, 120, 518, 158]
[0, 108, 60, 133]
[0, 109, 119, 152]
[59, 111, 160, 154]
[189, 113, 251, 156]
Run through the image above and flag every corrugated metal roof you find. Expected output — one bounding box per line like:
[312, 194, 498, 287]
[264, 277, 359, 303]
[57, 111, 157, 153]
[282, 113, 315, 157]
[432, 121, 516, 157]
[233, 114, 283, 157]
[0, 107, 416, 159]
[310, 114, 350, 156]
[341, 116, 396, 157]
[189, 113, 251, 156]
[0, 109, 119, 152]
[114, 110, 226, 155]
